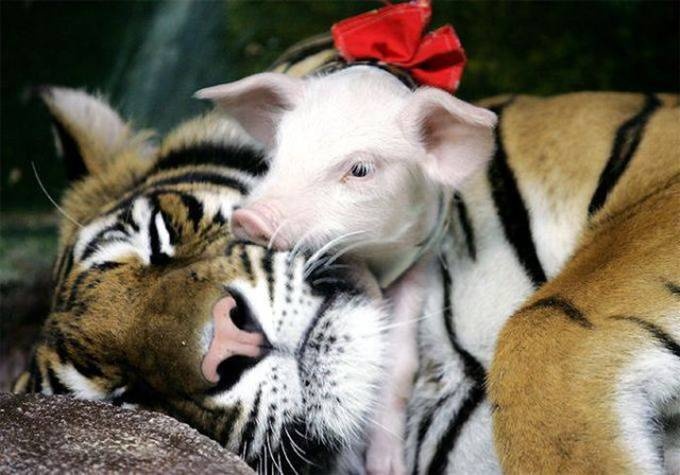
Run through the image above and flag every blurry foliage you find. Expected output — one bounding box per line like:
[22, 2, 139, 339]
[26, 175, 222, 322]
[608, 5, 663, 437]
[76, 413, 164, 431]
[1, 0, 678, 212]
[224, 0, 679, 98]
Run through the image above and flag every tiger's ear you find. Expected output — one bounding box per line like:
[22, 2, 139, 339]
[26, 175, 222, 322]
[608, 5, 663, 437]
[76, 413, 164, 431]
[39, 86, 145, 181]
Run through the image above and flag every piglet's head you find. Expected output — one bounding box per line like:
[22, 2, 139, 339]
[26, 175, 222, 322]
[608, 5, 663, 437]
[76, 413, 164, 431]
[196, 67, 497, 256]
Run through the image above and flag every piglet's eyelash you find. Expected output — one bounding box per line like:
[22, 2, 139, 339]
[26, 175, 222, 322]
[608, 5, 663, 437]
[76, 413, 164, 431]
[348, 161, 376, 178]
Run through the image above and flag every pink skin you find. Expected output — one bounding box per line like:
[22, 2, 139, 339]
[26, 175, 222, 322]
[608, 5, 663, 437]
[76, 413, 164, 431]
[201, 295, 266, 384]
[232, 207, 289, 250]
[232, 203, 290, 250]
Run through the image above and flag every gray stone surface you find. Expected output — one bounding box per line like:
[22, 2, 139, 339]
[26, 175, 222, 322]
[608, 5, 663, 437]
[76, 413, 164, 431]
[0, 393, 254, 474]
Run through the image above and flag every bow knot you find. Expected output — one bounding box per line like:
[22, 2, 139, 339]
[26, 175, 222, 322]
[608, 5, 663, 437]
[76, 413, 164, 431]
[331, 0, 466, 93]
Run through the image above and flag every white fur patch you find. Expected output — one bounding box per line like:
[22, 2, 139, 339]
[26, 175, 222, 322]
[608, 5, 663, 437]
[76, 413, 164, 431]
[616, 345, 680, 474]
[56, 364, 107, 400]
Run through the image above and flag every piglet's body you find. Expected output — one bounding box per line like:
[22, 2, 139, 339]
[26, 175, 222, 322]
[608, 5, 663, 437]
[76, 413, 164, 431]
[197, 66, 496, 474]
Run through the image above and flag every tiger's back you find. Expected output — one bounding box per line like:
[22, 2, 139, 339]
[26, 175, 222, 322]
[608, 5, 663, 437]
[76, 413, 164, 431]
[485, 92, 678, 274]
[409, 92, 679, 473]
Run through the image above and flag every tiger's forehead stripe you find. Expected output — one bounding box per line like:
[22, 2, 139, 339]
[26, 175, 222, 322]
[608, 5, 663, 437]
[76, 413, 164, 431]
[153, 143, 268, 177]
[62, 146, 263, 276]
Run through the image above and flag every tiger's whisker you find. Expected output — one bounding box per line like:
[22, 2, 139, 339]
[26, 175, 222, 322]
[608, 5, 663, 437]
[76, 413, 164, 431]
[279, 430, 299, 475]
[267, 219, 291, 250]
[31, 161, 83, 228]
[285, 427, 315, 466]
[364, 415, 402, 440]
[287, 226, 322, 274]
[317, 237, 380, 273]
[303, 230, 367, 275]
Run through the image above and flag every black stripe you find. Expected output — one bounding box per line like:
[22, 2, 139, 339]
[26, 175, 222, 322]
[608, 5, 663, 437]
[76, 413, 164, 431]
[216, 405, 243, 447]
[52, 246, 74, 311]
[91, 261, 122, 273]
[591, 172, 680, 229]
[119, 204, 140, 232]
[453, 192, 476, 260]
[53, 244, 74, 282]
[179, 193, 204, 232]
[664, 280, 680, 296]
[64, 336, 104, 378]
[239, 385, 263, 458]
[153, 143, 268, 176]
[225, 239, 253, 257]
[80, 222, 128, 262]
[440, 264, 486, 386]
[107, 172, 248, 227]
[611, 315, 680, 359]
[297, 295, 337, 359]
[270, 34, 335, 70]
[423, 264, 486, 474]
[412, 390, 455, 475]
[46, 366, 69, 394]
[487, 101, 547, 287]
[148, 202, 170, 266]
[588, 94, 661, 215]
[158, 209, 178, 245]
[262, 249, 275, 304]
[524, 295, 593, 329]
[213, 210, 226, 226]
[49, 325, 69, 363]
[59, 269, 91, 312]
[426, 384, 485, 475]
[240, 247, 254, 282]
[148, 172, 250, 195]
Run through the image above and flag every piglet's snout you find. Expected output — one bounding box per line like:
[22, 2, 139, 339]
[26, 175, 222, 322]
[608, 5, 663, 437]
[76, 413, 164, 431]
[231, 203, 289, 249]
[201, 295, 268, 384]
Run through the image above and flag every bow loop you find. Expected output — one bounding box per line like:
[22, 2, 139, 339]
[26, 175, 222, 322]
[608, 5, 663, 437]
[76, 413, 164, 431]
[331, 0, 466, 93]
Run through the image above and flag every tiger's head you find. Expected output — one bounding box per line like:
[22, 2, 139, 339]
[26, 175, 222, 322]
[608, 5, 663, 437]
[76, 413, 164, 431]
[13, 87, 388, 472]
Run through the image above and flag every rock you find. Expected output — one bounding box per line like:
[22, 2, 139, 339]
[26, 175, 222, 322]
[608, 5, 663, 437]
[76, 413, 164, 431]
[0, 393, 254, 474]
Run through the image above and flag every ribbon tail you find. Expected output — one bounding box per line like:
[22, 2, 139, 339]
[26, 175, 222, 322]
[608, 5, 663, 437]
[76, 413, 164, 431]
[406, 25, 467, 92]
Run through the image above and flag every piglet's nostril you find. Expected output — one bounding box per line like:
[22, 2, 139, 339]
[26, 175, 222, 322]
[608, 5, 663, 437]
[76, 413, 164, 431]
[201, 294, 268, 385]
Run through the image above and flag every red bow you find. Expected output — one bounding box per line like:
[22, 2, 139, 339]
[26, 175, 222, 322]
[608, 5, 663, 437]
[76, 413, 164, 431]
[331, 0, 466, 93]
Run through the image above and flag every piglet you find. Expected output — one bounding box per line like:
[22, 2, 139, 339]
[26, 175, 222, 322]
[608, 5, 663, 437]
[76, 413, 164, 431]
[196, 65, 496, 475]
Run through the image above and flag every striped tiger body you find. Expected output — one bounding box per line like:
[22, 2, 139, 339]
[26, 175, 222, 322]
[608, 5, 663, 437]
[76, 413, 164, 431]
[405, 92, 680, 474]
[13, 88, 388, 473]
[273, 36, 680, 473]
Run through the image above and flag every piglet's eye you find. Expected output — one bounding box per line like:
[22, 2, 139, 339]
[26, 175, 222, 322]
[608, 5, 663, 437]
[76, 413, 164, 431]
[349, 162, 375, 178]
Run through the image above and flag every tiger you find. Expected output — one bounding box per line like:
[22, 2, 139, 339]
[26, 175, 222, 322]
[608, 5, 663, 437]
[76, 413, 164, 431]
[264, 35, 680, 473]
[13, 38, 680, 475]
[11, 86, 390, 473]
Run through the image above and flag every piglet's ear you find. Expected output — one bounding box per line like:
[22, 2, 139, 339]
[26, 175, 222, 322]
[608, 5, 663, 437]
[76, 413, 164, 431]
[399, 88, 497, 188]
[195, 73, 304, 149]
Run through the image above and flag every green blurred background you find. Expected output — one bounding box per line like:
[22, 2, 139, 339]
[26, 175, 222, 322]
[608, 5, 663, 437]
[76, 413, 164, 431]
[0, 0, 678, 386]
[2, 0, 679, 213]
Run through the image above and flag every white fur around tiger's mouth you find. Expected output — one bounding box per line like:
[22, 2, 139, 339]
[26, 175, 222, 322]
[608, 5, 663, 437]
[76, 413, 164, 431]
[201, 251, 388, 469]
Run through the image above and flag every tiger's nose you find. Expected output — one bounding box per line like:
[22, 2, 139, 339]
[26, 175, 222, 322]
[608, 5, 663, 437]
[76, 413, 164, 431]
[201, 295, 268, 384]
